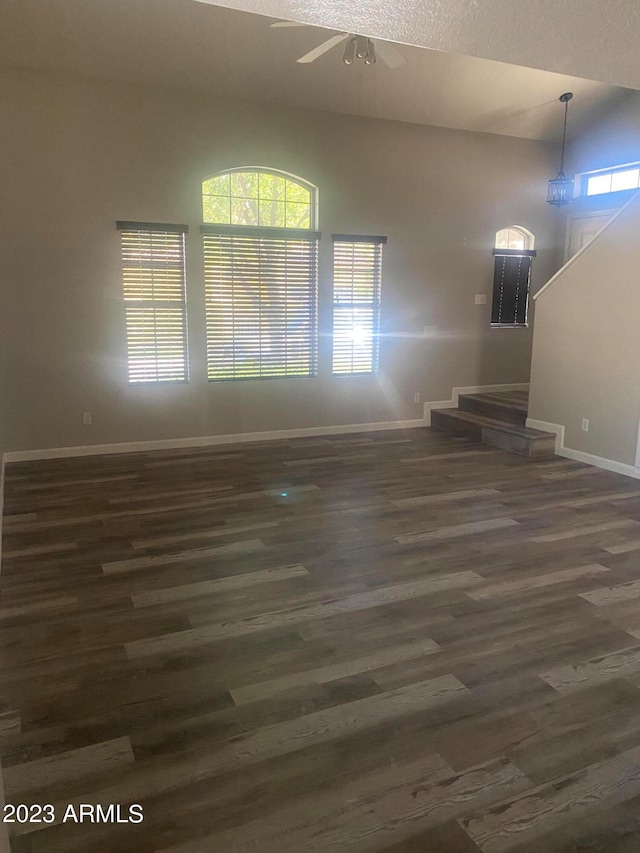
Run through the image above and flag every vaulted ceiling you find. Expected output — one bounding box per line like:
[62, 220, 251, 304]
[202, 0, 640, 91]
[0, 0, 632, 142]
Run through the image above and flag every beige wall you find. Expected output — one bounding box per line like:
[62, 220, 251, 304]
[569, 91, 640, 177]
[0, 68, 563, 453]
[566, 90, 640, 220]
[529, 191, 640, 466]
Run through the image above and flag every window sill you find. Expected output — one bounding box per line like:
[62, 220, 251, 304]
[490, 323, 528, 329]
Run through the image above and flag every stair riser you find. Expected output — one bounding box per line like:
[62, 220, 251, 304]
[482, 427, 555, 458]
[431, 410, 554, 459]
[458, 395, 527, 426]
[431, 410, 483, 441]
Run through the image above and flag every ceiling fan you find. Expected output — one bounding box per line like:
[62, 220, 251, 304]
[271, 22, 406, 68]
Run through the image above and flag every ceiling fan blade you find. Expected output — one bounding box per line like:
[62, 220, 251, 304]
[297, 33, 349, 63]
[373, 40, 406, 69]
[270, 21, 310, 28]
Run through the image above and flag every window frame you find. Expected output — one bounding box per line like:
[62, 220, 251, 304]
[331, 234, 385, 376]
[575, 161, 640, 198]
[202, 167, 318, 232]
[200, 168, 321, 383]
[494, 226, 535, 252]
[117, 221, 189, 385]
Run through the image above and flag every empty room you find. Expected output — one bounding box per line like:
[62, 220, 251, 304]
[3, 0, 640, 850]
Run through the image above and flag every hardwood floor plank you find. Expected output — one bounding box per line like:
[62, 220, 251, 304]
[529, 519, 638, 543]
[230, 638, 441, 705]
[131, 521, 279, 549]
[541, 467, 607, 480]
[467, 563, 609, 600]
[604, 539, 640, 554]
[2, 736, 134, 796]
[107, 484, 235, 504]
[460, 745, 640, 852]
[102, 540, 266, 574]
[131, 564, 310, 608]
[580, 578, 640, 606]
[564, 489, 640, 507]
[539, 644, 640, 694]
[378, 822, 483, 852]
[400, 449, 500, 462]
[172, 755, 527, 853]
[2, 543, 78, 558]
[391, 488, 501, 506]
[394, 517, 519, 544]
[125, 574, 481, 658]
[0, 596, 79, 621]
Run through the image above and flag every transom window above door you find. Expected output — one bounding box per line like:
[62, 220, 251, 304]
[202, 168, 315, 229]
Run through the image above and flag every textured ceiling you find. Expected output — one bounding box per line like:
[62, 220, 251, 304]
[199, 0, 640, 91]
[0, 0, 631, 141]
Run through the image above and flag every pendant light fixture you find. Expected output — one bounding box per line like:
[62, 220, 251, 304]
[547, 92, 574, 206]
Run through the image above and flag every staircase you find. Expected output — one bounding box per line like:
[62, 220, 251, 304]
[431, 390, 556, 458]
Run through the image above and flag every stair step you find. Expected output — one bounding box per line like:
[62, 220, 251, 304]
[431, 408, 555, 458]
[458, 392, 528, 426]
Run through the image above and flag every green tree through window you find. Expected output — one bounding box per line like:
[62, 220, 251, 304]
[202, 169, 313, 230]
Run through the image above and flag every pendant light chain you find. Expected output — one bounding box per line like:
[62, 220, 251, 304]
[559, 97, 569, 176]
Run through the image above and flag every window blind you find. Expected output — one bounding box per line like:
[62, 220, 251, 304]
[118, 223, 189, 383]
[491, 250, 535, 327]
[202, 225, 319, 381]
[332, 235, 385, 375]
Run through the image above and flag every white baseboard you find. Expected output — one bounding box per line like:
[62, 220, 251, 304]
[424, 383, 530, 427]
[4, 418, 428, 463]
[526, 417, 640, 480]
[557, 447, 640, 479]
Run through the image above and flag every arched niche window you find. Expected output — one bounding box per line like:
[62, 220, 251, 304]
[494, 226, 535, 252]
[491, 226, 536, 327]
[200, 168, 320, 381]
[202, 168, 316, 230]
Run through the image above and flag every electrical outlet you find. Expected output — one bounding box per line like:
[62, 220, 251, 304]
[413, 392, 421, 404]
[581, 418, 589, 432]
[475, 294, 488, 305]
[424, 325, 437, 337]
[83, 412, 92, 426]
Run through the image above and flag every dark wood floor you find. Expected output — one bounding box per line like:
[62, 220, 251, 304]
[3, 428, 640, 851]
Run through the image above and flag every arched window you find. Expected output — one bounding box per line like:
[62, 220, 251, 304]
[494, 226, 535, 252]
[202, 168, 316, 230]
[201, 168, 320, 381]
[491, 225, 536, 327]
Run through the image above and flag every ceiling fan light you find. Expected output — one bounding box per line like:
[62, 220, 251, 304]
[356, 35, 368, 58]
[343, 37, 356, 64]
[364, 39, 376, 64]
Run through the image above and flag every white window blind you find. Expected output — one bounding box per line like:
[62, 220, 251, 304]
[332, 235, 385, 375]
[118, 222, 188, 384]
[202, 225, 319, 381]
